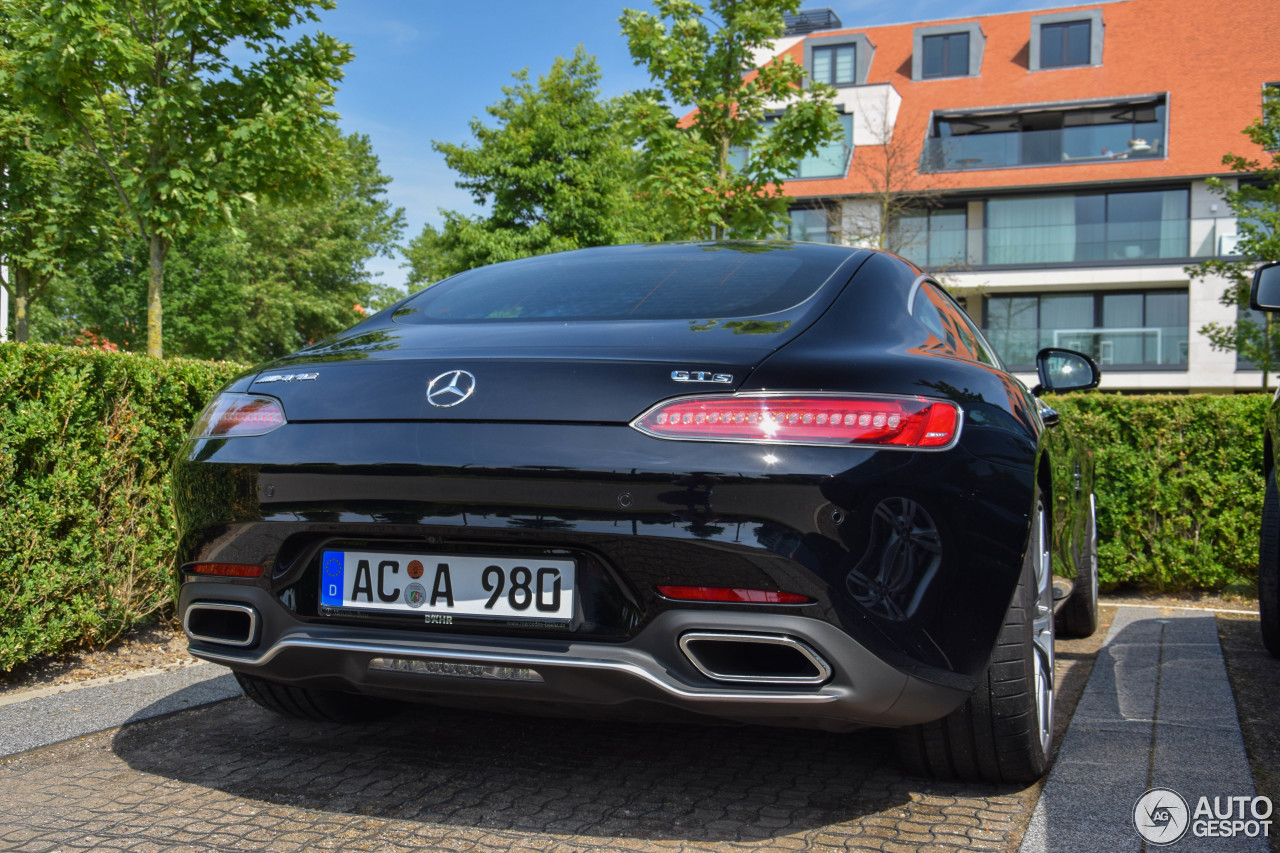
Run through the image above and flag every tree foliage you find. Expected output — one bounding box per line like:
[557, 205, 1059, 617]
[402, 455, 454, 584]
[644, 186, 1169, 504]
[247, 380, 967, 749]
[0, 21, 121, 343]
[405, 48, 668, 288]
[2, 0, 351, 356]
[619, 0, 839, 240]
[36, 133, 405, 363]
[1188, 85, 1280, 385]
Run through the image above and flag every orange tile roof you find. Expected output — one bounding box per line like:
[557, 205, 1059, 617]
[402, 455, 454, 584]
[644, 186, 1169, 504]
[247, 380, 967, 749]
[776, 0, 1280, 198]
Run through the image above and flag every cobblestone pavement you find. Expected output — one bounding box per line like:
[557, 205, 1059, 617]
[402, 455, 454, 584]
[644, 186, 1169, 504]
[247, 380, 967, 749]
[0, 624, 1109, 852]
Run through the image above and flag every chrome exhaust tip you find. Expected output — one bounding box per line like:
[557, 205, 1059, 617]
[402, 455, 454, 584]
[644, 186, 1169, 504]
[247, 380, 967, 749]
[184, 602, 259, 648]
[679, 632, 832, 685]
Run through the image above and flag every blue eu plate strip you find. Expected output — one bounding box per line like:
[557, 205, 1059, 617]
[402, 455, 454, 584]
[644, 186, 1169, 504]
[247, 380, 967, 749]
[321, 551, 345, 606]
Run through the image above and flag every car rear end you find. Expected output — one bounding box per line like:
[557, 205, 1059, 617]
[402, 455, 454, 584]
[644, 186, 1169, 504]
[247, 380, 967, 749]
[173, 243, 1027, 732]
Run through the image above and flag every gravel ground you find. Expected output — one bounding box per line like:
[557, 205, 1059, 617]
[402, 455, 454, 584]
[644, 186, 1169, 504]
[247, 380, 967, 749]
[0, 622, 197, 697]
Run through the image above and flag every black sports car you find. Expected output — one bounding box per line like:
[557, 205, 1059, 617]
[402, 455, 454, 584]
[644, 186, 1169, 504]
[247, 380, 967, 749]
[174, 241, 1101, 783]
[1250, 260, 1280, 658]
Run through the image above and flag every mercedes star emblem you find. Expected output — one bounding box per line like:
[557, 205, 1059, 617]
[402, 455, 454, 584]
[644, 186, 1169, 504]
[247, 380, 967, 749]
[426, 370, 477, 408]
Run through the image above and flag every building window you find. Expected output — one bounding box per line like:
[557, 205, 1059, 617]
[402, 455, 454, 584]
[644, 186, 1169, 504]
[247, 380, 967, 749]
[922, 33, 969, 78]
[922, 94, 1167, 172]
[730, 112, 853, 181]
[803, 33, 874, 88]
[1266, 82, 1280, 150]
[788, 208, 835, 243]
[812, 44, 856, 85]
[983, 290, 1188, 370]
[794, 112, 853, 179]
[913, 22, 984, 81]
[1030, 10, 1103, 71]
[1040, 21, 1090, 68]
[891, 207, 967, 267]
[984, 188, 1188, 266]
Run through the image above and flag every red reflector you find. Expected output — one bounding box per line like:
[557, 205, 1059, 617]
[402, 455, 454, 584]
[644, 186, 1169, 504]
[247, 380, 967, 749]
[188, 562, 265, 578]
[656, 585, 811, 604]
[191, 394, 286, 439]
[632, 394, 961, 449]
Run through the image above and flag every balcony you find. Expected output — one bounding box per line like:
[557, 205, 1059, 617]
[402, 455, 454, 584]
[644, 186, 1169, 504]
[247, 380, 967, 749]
[984, 218, 1187, 265]
[984, 326, 1189, 371]
[922, 97, 1167, 173]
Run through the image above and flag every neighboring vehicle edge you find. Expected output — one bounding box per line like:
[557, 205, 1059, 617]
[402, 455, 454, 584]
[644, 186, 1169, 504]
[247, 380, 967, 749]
[1249, 260, 1280, 658]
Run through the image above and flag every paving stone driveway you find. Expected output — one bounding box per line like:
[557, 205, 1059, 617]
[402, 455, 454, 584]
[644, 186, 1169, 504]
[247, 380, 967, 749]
[0, 624, 1106, 852]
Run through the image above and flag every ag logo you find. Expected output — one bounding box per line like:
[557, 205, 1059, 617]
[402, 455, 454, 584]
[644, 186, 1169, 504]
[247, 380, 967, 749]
[1134, 787, 1190, 845]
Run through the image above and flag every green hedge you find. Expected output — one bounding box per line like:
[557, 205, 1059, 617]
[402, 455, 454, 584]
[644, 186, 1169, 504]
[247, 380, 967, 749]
[1047, 393, 1270, 592]
[0, 342, 1271, 671]
[0, 343, 244, 672]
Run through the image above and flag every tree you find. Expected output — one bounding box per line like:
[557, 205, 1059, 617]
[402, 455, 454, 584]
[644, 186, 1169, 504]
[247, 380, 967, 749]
[3, 0, 351, 357]
[0, 21, 121, 342]
[405, 48, 668, 288]
[620, 0, 839, 240]
[1188, 85, 1280, 387]
[38, 132, 405, 363]
[834, 90, 953, 263]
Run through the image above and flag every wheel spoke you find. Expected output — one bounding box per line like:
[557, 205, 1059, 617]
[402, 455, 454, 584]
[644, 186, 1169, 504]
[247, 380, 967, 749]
[1033, 500, 1055, 751]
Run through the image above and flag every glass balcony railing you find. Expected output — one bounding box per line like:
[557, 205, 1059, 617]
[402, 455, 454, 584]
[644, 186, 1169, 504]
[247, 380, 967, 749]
[984, 219, 1188, 265]
[983, 326, 1189, 371]
[922, 121, 1166, 172]
[893, 217, 1241, 268]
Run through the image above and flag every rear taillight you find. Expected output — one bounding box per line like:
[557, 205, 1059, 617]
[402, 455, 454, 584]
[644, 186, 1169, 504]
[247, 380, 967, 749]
[186, 562, 265, 578]
[632, 394, 961, 449]
[191, 393, 286, 439]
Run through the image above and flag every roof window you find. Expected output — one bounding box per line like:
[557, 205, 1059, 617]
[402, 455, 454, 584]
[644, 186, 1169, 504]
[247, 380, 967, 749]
[912, 22, 985, 80]
[1030, 10, 1103, 71]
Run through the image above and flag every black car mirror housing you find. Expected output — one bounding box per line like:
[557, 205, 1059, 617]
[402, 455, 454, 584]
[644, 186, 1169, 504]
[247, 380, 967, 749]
[1034, 348, 1101, 395]
[1250, 261, 1280, 312]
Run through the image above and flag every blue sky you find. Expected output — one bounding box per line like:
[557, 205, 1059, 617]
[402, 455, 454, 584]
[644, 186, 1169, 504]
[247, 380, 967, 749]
[308, 0, 1068, 288]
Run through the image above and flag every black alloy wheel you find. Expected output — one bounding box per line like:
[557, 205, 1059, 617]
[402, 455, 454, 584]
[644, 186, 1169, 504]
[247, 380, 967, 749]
[1057, 493, 1099, 638]
[895, 491, 1055, 783]
[1260, 472, 1280, 658]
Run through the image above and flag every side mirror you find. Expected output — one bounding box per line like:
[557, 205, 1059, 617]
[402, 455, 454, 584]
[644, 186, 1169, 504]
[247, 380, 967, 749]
[1251, 262, 1280, 311]
[1034, 348, 1101, 395]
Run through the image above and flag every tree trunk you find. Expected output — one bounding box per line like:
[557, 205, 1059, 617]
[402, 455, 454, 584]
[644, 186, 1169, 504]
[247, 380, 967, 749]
[146, 233, 169, 358]
[13, 266, 30, 343]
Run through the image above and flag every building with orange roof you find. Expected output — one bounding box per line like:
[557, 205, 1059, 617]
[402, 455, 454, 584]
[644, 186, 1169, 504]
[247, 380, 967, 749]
[764, 0, 1280, 392]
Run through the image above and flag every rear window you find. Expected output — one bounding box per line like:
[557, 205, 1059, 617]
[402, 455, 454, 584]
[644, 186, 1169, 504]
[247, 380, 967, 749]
[393, 244, 849, 323]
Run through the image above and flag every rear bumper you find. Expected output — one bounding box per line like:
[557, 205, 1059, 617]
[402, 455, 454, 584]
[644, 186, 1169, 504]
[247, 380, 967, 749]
[174, 420, 1036, 688]
[183, 583, 969, 731]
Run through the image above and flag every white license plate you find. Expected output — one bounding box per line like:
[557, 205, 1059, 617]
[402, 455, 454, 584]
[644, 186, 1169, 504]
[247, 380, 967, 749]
[320, 549, 575, 623]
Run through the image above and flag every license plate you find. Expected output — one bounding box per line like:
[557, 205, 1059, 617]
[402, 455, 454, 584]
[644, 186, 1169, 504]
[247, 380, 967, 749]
[320, 550, 575, 623]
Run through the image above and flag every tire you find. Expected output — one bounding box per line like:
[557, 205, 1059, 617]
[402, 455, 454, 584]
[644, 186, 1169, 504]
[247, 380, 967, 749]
[895, 492, 1055, 784]
[234, 671, 392, 723]
[1057, 493, 1099, 638]
[1260, 472, 1280, 658]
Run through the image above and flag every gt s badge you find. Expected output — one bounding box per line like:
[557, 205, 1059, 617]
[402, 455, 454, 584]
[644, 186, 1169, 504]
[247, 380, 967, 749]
[671, 370, 733, 384]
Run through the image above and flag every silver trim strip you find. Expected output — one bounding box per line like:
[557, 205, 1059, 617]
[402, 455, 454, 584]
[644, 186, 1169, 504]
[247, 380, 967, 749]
[190, 635, 840, 704]
[678, 632, 833, 685]
[183, 602, 259, 648]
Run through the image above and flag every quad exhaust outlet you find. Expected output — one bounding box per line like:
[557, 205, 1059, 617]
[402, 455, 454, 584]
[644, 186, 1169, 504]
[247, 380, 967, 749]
[184, 602, 259, 648]
[679, 632, 832, 685]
